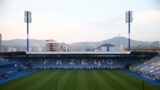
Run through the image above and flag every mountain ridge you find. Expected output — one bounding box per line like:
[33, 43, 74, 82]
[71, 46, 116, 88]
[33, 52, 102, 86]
[2, 36, 152, 51]
[2, 36, 149, 47]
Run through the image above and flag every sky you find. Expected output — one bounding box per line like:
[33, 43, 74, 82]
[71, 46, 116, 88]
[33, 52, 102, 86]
[0, 0, 160, 44]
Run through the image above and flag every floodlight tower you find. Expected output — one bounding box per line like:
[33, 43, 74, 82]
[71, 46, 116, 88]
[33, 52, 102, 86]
[24, 11, 32, 51]
[125, 11, 133, 51]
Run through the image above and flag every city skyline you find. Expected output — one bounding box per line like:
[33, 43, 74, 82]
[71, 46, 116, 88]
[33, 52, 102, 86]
[0, 0, 160, 44]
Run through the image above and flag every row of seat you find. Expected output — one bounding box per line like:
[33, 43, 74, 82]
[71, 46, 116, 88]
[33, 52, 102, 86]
[29, 59, 125, 69]
[0, 58, 27, 74]
[132, 56, 160, 80]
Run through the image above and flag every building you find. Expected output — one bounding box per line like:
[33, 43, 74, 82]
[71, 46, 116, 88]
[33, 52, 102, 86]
[7, 47, 17, 52]
[45, 39, 59, 51]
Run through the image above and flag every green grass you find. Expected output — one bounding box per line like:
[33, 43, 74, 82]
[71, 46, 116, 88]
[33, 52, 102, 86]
[0, 70, 160, 90]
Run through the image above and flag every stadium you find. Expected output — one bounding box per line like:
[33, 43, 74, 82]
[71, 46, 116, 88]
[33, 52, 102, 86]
[0, 50, 160, 90]
[0, 9, 160, 90]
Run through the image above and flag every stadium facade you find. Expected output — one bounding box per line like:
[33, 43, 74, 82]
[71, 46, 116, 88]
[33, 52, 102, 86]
[0, 51, 158, 70]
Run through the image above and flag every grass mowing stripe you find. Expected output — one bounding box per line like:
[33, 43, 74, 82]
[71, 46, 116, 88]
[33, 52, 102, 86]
[97, 70, 122, 90]
[63, 70, 78, 90]
[38, 70, 66, 90]
[114, 71, 139, 90]
[1, 70, 160, 90]
[0, 71, 46, 90]
[18, 71, 53, 90]
[103, 70, 137, 90]
[25, 70, 61, 90]
[13, 71, 53, 90]
[85, 71, 99, 90]
[76, 70, 89, 90]
[116, 71, 143, 89]
[113, 70, 139, 90]
[93, 70, 113, 90]
[57, 70, 72, 90]
[90, 71, 102, 90]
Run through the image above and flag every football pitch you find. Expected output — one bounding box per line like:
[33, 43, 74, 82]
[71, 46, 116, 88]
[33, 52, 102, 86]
[0, 70, 160, 90]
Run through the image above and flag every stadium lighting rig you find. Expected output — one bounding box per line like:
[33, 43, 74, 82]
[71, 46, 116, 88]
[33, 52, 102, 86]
[125, 11, 133, 51]
[24, 11, 32, 52]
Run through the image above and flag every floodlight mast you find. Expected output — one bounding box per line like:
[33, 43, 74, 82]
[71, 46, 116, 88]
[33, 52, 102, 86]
[24, 11, 32, 52]
[125, 11, 133, 51]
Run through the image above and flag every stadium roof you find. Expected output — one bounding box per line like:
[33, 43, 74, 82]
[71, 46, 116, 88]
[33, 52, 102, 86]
[26, 51, 131, 55]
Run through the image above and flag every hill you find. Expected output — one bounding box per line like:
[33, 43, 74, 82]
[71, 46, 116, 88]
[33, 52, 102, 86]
[2, 39, 45, 47]
[68, 36, 150, 51]
[2, 36, 153, 51]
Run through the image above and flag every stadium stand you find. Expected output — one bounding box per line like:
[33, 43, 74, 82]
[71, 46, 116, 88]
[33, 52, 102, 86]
[0, 57, 28, 79]
[132, 55, 160, 81]
[0, 51, 159, 83]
